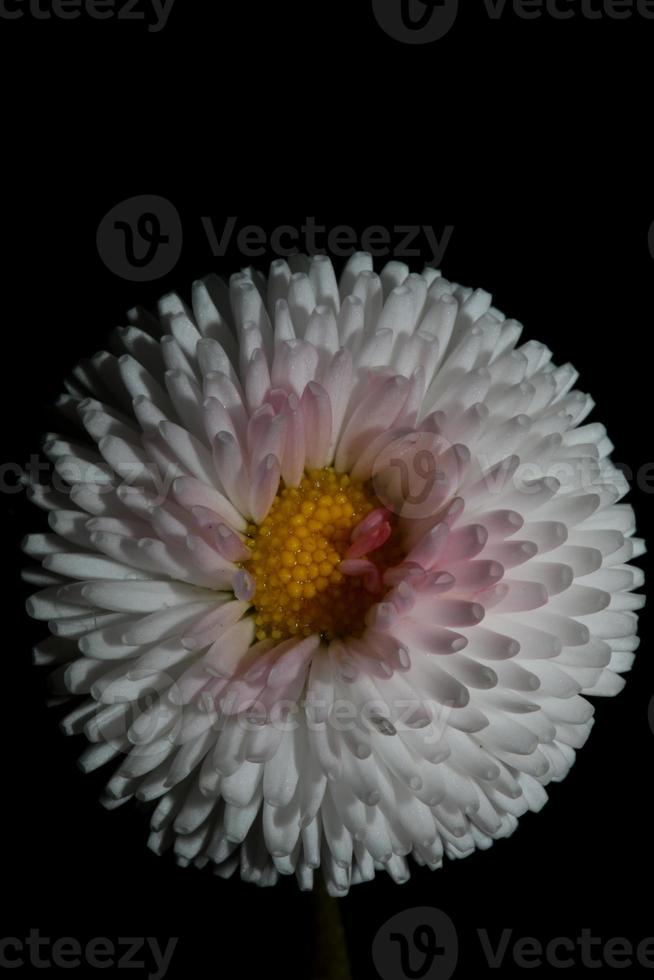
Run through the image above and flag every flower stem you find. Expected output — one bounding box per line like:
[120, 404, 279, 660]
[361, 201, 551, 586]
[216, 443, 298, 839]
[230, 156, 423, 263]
[310, 876, 352, 980]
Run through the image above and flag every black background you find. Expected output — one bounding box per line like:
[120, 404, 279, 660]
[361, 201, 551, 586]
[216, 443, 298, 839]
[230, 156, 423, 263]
[1, 1, 653, 978]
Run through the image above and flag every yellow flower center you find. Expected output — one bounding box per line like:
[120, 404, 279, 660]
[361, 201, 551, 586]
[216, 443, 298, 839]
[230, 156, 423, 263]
[244, 468, 390, 642]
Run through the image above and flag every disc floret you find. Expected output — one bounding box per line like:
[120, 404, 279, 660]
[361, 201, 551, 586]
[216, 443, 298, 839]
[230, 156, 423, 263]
[244, 468, 387, 641]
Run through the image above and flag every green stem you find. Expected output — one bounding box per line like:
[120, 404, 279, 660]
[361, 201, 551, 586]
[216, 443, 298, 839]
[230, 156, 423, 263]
[311, 875, 353, 980]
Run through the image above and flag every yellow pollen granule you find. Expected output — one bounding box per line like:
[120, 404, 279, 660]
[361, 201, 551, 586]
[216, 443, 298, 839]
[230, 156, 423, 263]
[243, 468, 384, 641]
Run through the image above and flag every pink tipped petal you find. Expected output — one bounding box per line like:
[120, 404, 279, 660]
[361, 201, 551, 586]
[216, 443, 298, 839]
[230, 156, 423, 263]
[351, 507, 391, 541]
[365, 602, 398, 630]
[339, 559, 382, 595]
[214, 524, 252, 563]
[300, 382, 333, 470]
[244, 348, 271, 412]
[417, 598, 486, 628]
[414, 570, 456, 594]
[405, 522, 449, 569]
[172, 476, 246, 530]
[399, 622, 468, 655]
[491, 580, 549, 613]
[181, 600, 250, 650]
[267, 635, 320, 689]
[471, 582, 510, 609]
[233, 569, 256, 603]
[440, 524, 488, 563]
[476, 509, 524, 538]
[281, 394, 306, 487]
[335, 375, 411, 472]
[440, 496, 466, 526]
[203, 617, 257, 680]
[387, 581, 416, 615]
[251, 412, 287, 476]
[193, 515, 251, 563]
[213, 430, 249, 516]
[382, 562, 427, 588]
[249, 454, 281, 524]
[449, 559, 505, 592]
[345, 520, 391, 559]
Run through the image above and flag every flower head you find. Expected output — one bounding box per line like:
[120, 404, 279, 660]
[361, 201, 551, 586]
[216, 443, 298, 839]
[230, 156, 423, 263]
[26, 253, 643, 894]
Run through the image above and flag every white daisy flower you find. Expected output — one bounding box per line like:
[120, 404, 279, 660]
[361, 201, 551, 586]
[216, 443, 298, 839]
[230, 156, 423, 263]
[25, 253, 644, 895]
